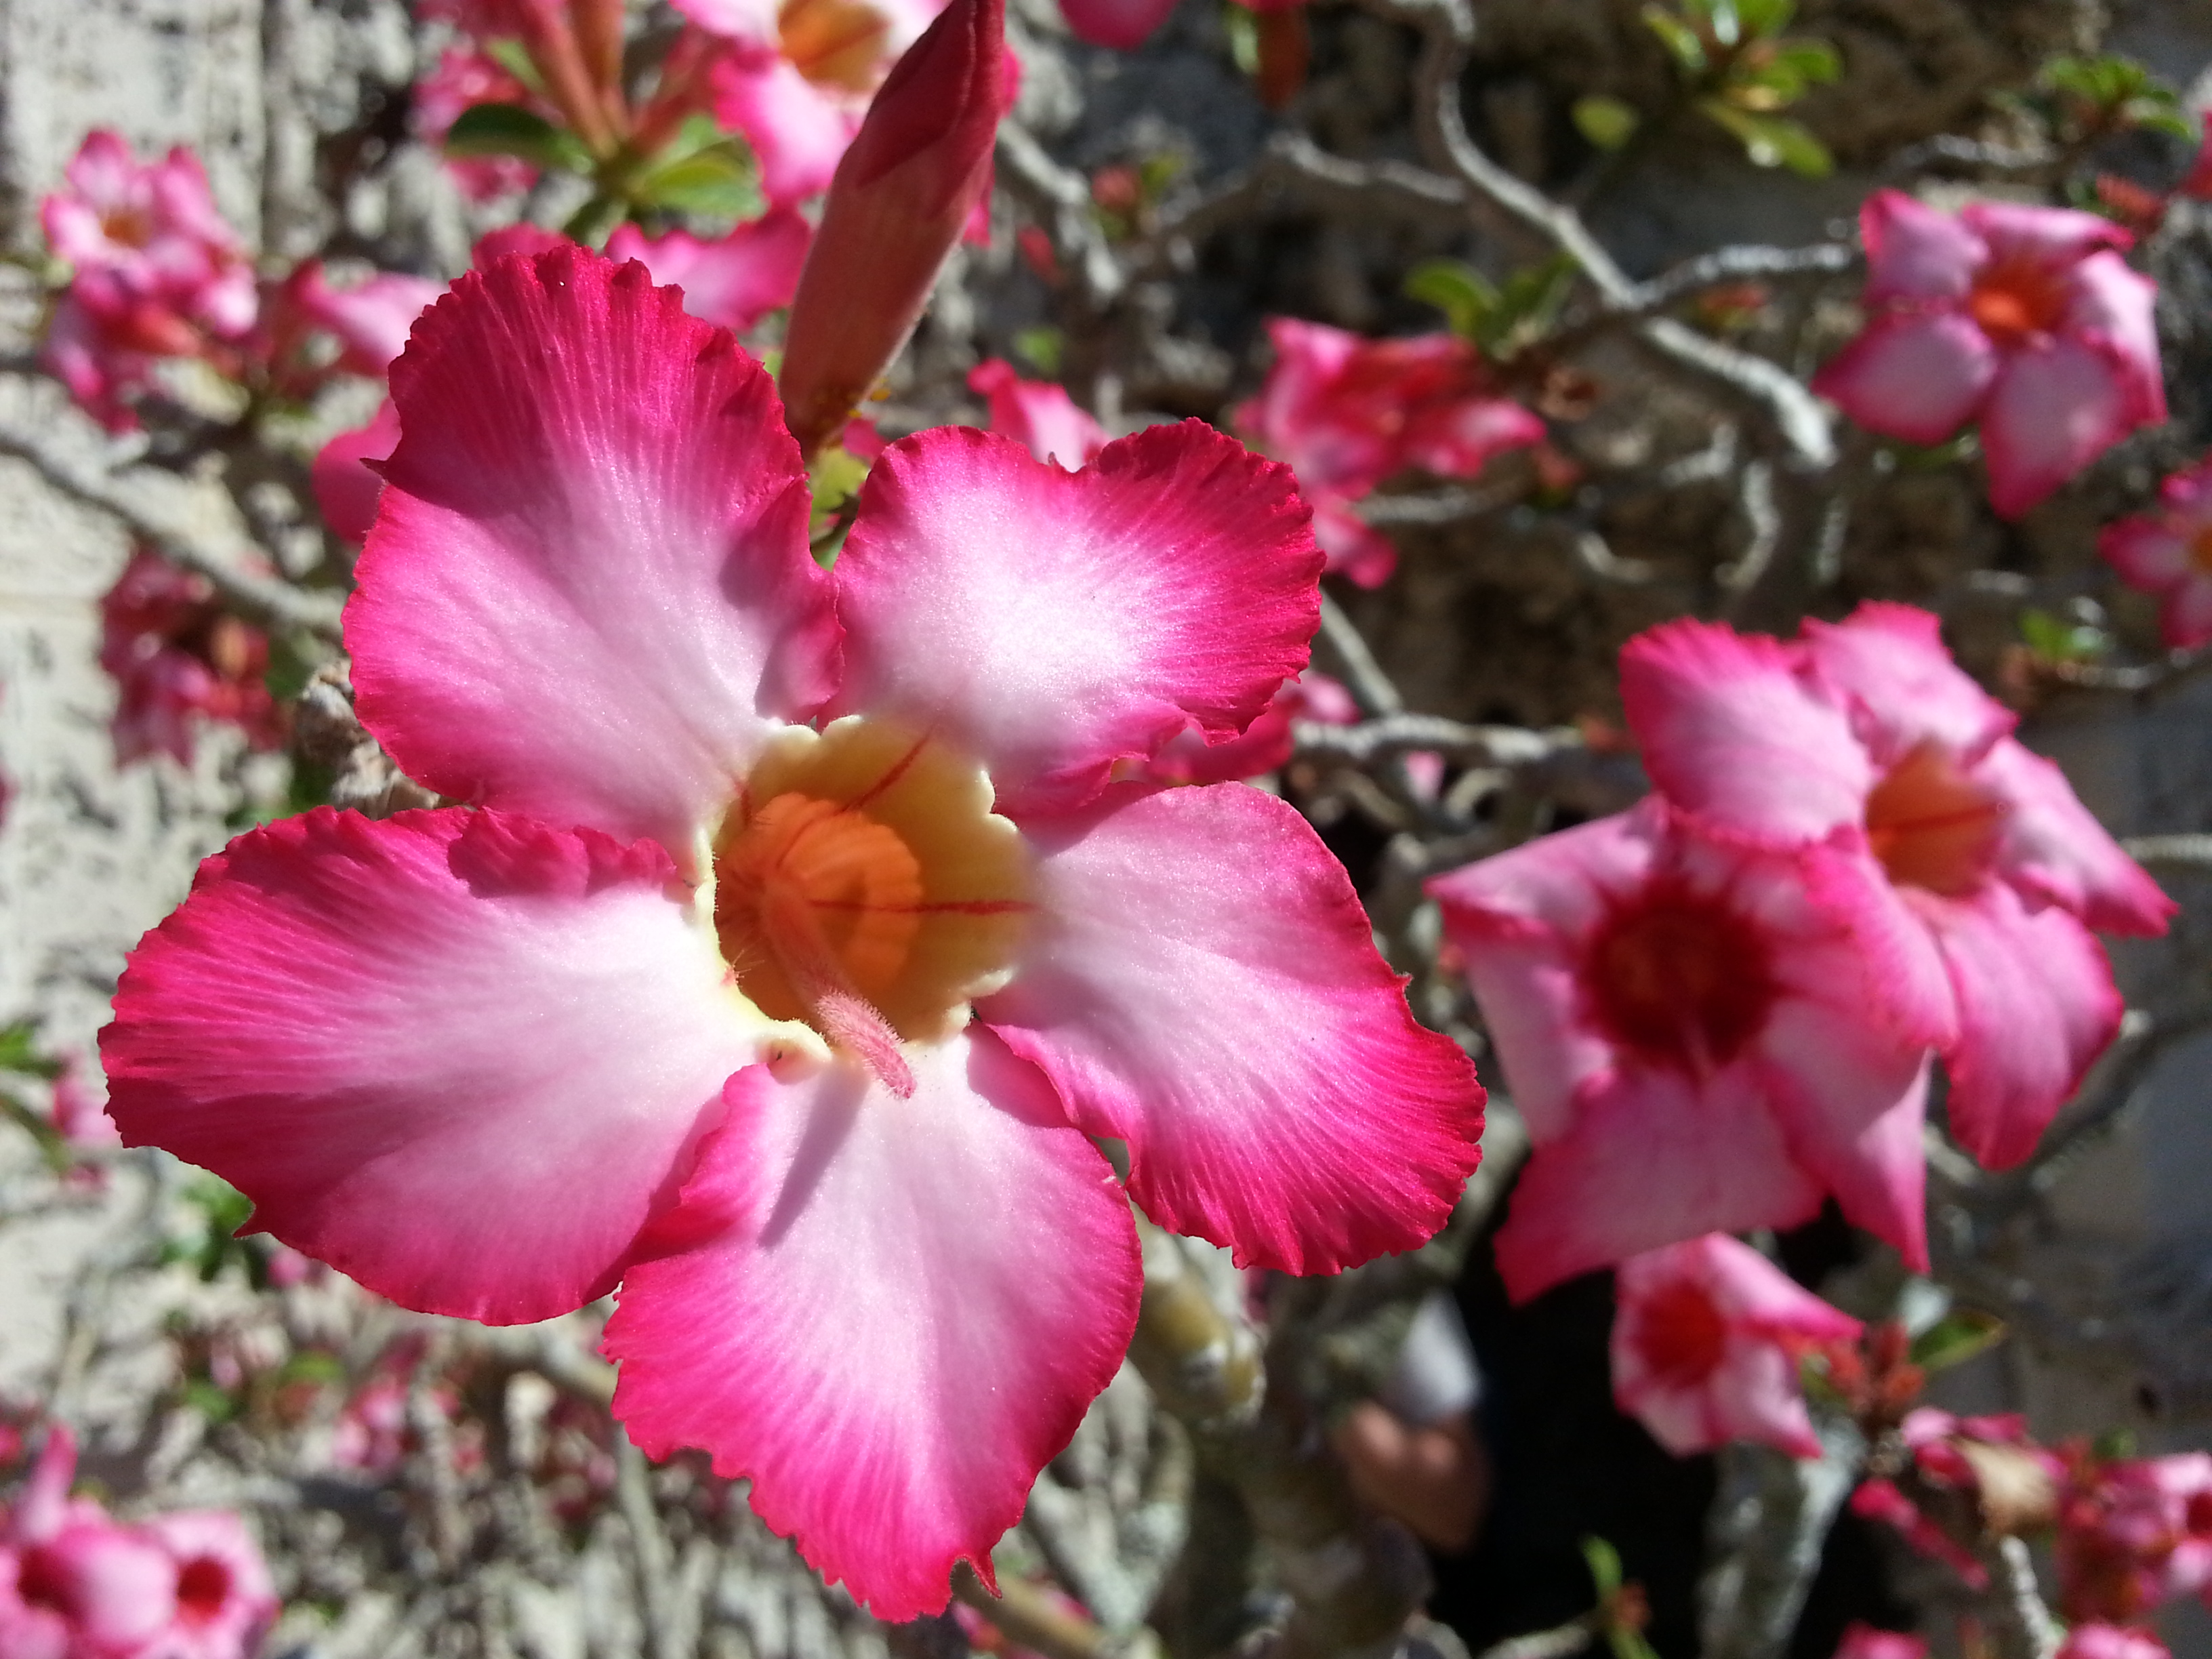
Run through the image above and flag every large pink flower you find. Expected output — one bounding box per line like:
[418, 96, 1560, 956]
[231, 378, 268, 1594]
[2100, 456, 2212, 649]
[1620, 605, 2172, 1170]
[1610, 1233, 1860, 1459]
[1, 1427, 182, 1659]
[101, 246, 1485, 1618]
[1814, 191, 2165, 519]
[1427, 799, 1930, 1300]
[1235, 319, 1544, 587]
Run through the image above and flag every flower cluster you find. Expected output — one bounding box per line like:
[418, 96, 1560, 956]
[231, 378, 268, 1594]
[0, 1425, 278, 1659]
[2057, 1450, 2212, 1624]
[101, 245, 1487, 1618]
[1430, 605, 2169, 1298]
[98, 550, 283, 771]
[1235, 318, 1546, 588]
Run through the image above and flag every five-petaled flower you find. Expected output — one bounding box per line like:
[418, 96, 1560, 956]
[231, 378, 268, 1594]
[1620, 605, 2172, 1171]
[2099, 455, 2212, 651]
[1427, 798, 1931, 1299]
[1814, 190, 2165, 519]
[100, 245, 1486, 1619]
[1610, 1233, 1860, 1460]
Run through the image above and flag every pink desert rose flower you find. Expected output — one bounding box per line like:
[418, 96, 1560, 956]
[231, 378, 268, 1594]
[1619, 606, 2173, 1170]
[605, 215, 813, 335]
[1814, 190, 2165, 519]
[136, 1513, 278, 1659]
[1235, 319, 1544, 587]
[1057, 0, 1178, 49]
[98, 550, 283, 769]
[100, 246, 1486, 1618]
[0, 1426, 184, 1659]
[2058, 1628, 2169, 1659]
[2059, 1452, 2212, 1622]
[1426, 798, 1931, 1300]
[1610, 1233, 1860, 1460]
[312, 400, 405, 546]
[968, 359, 1108, 468]
[2098, 456, 2212, 649]
[275, 262, 443, 380]
[1834, 1625, 1927, 1659]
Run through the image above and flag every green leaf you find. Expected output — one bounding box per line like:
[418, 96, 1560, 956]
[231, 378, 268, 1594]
[1699, 101, 1833, 176]
[1406, 258, 1499, 340]
[0, 1020, 63, 1080]
[2093, 1426, 2138, 1461]
[444, 102, 592, 173]
[1642, 7, 1708, 75]
[1224, 2, 1259, 77]
[2020, 607, 2111, 664]
[1769, 39, 1840, 82]
[628, 141, 764, 221]
[1582, 1536, 1624, 1600]
[1908, 1309, 2007, 1373]
[1014, 326, 1065, 378]
[1574, 94, 1643, 150]
[182, 1380, 242, 1423]
[483, 37, 548, 98]
[1732, 0, 1795, 34]
[560, 192, 628, 249]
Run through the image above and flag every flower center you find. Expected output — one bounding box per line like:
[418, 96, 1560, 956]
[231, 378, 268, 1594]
[15, 1547, 72, 1616]
[1585, 885, 1775, 1072]
[176, 1557, 231, 1625]
[1966, 257, 2070, 348]
[712, 718, 1032, 1095]
[1632, 1277, 1731, 1389]
[1864, 741, 2003, 897]
[100, 206, 155, 249]
[778, 0, 895, 92]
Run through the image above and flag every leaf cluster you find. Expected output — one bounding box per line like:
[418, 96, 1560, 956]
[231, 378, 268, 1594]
[1605, 0, 1841, 178]
[1407, 254, 1577, 359]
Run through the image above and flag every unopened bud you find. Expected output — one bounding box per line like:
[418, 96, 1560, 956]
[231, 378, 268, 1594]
[776, 0, 1006, 459]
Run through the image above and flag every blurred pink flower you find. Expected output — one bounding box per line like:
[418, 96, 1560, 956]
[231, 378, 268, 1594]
[2099, 456, 2212, 649]
[2057, 1626, 2170, 1659]
[274, 263, 443, 380]
[1057, 0, 1178, 48]
[2059, 1452, 2212, 1622]
[38, 134, 257, 431]
[102, 245, 1484, 1620]
[1620, 606, 2172, 1171]
[138, 1513, 278, 1659]
[1235, 319, 1544, 587]
[1834, 1624, 1927, 1659]
[312, 401, 404, 546]
[413, 45, 545, 200]
[605, 215, 813, 334]
[1427, 799, 1931, 1300]
[1814, 190, 2165, 518]
[98, 550, 283, 769]
[1141, 670, 1357, 785]
[1610, 1233, 1860, 1459]
[968, 360, 1107, 469]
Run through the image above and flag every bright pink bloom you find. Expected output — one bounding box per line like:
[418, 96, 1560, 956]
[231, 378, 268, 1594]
[777, 0, 1005, 457]
[1834, 1625, 1926, 1659]
[278, 263, 443, 379]
[2057, 1627, 2169, 1659]
[1, 1427, 182, 1659]
[48, 1061, 119, 1156]
[2099, 456, 2212, 649]
[1057, 0, 1177, 48]
[138, 1513, 278, 1659]
[1620, 607, 2172, 1170]
[1610, 1233, 1860, 1459]
[1141, 670, 1357, 785]
[98, 551, 283, 769]
[2059, 1452, 2212, 1622]
[1814, 191, 2165, 518]
[605, 214, 812, 333]
[1427, 800, 1930, 1300]
[968, 360, 1107, 468]
[1234, 319, 1544, 587]
[102, 247, 1485, 1618]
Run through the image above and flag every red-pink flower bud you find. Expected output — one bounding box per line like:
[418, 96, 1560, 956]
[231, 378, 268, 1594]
[776, 0, 1006, 459]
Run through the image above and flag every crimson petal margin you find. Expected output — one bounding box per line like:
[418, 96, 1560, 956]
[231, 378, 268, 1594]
[831, 423, 1322, 815]
[101, 808, 764, 1324]
[348, 247, 838, 860]
[979, 782, 1484, 1275]
[605, 1032, 1139, 1622]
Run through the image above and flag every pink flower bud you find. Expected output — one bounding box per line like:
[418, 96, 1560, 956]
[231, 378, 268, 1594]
[776, 0, 1005, 457]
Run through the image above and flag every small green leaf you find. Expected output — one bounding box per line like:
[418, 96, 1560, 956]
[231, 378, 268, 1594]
[182, 1380, 242, 1423]
[628, 142, 764, 221]
[560, 192, 628, 249]
[1406, 258, 1499, 340]
[1908, 1309, 2007, 1373]
[1224, 2, 1259, 77]
[0, 1021, 63, 1080]
[1642, 7, 1708, 75]
[1699, 102, 1833, 176]
[1732, 0, 1795, 34]
[443, 102, 592, 173]
[483, 38, 548, 98]
[2020, 607, 2111, 665]
[1014, 326, 1065, 377]
[1582, 1536, 1624, 1600]
[1574, 94, 1643, 151]
[2093, 1426, 2138, 1461]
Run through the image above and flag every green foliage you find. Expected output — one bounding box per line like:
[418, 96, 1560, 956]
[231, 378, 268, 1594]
[161, 1176, 262, 1286]
[1641, 0, 1841, 175]
[624, 116, 764, 222]
[483, 38, 548, 98]
[442, 103, 592, 175]
[1014, 326, 1066, 378]
[1223, 3, 1259, 77]
[1580, 1538, 1662, 1659]
[808, 442, 874, 563]
[1909, 1308, 2007, 1373]
[2020, 607, 2112, 665]
[1698, 102, 1832, 177]
[0, 1019, 64, 1080]
[2039, 54, 2194, 140]
[1574, 95, 1642, 151]
[1407, 253, 1577, 358]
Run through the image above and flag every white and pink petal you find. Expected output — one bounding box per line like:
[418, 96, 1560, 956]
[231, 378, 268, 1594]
[1976, 739, 2175, 936]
